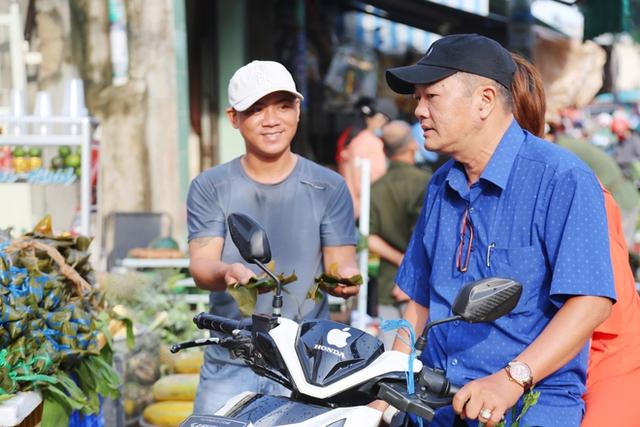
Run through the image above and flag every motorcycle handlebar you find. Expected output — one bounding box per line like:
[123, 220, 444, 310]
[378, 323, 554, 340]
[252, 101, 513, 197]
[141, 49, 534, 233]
[419, 366, 460, 398]
[448, 382, 460, 396]
[193, 313, 252, 334]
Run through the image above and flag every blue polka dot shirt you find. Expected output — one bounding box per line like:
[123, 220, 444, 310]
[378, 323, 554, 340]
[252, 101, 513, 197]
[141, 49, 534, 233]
[396, 120, 616, 426]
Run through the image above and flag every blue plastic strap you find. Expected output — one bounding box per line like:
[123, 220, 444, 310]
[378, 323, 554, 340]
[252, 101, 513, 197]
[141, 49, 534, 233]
[380, 318, 424, 427]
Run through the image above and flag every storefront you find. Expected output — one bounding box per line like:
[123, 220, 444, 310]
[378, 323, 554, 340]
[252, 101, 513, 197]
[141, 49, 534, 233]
[186, 0, 511, 168]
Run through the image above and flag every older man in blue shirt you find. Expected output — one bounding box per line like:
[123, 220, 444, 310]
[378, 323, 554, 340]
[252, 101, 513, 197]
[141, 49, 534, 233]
[379, 34, 616, 426]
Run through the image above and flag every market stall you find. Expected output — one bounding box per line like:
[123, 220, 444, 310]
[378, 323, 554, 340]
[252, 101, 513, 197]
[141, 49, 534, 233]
[0, 216, 126, 427]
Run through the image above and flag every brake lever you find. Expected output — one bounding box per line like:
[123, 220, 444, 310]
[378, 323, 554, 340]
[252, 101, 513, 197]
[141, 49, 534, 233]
[170, 333, 250, 353]
[377, 382, 436, 422]
[170, 337, 221, 353]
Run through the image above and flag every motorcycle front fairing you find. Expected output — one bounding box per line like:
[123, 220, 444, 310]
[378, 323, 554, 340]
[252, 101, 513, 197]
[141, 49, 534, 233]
[268, 317, 422, 403]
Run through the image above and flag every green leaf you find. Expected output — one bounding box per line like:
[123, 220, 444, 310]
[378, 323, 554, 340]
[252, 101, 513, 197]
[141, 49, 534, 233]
[313, 269, 363, 295]
[74, 370, 100, 415]
[514, 389, 540, 425]
[306, 282, 323, 303]
[496, 388, 541, 427]
[86, 355, 121, 398]
[42, 389, 71, 427]
[110, 312, 135, 350]
[227, 285, 258, 317]
[54, 371, 88, 410]
[0, 393, 15, 403]
[74, 358, 96, 391]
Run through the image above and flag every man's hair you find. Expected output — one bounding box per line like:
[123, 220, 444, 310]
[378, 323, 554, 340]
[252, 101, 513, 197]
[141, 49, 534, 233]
[456, 72, 514, 112]
[510, 53, 546, 137]
[381, 120, 414, 158]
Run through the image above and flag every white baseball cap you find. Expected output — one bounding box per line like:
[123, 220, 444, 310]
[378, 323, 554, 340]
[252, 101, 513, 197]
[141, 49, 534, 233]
[228, 60, 304, 112]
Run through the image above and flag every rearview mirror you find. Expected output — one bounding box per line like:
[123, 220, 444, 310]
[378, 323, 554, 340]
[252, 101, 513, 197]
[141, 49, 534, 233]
[452, 277, 522, 323]
[227, 213, 272, 264]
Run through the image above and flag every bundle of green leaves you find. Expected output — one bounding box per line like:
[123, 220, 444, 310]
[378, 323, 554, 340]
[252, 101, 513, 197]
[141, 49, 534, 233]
[227, 262, 363, 315]
[0, 216, 129, 427]
[307, 264, 363, 302]
[228, 270, 298, 317]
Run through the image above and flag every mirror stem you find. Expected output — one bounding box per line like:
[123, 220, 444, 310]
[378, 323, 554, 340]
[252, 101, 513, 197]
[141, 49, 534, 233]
[253, 259, 283, 316]
[415, 315, 462, 357]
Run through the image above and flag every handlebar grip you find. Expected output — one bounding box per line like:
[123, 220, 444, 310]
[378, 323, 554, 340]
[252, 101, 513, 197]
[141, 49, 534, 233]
[419, 367, 461, 397]
[448, 382, 460, 396]
[193, 313, 252, 334]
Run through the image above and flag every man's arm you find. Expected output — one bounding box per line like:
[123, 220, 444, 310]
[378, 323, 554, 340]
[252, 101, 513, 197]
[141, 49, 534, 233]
[452, 295, 612, 426]
[188, 236, 255, 292]
[322, 244, 360, 298]
[389, 299, 430, 352]
[369, 299, 430, 413]
[368, 234, 404, 267]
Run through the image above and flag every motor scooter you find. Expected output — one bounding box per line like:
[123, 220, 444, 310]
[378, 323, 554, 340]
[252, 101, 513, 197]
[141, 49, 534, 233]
[172, 213, 523, 427]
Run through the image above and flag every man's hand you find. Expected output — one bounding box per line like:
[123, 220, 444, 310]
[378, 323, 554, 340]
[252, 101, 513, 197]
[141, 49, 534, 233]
[322, 245, 359, 300]
[452, 370, 523, 427]
[391, 285, 410, 303]
[224, 262, 256, 287]
[368, 399, 389, 413]
[325, 283, 360, 299]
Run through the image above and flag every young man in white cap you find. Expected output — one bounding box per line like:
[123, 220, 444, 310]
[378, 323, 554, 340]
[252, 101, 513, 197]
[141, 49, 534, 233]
[187, 60, 360, 414]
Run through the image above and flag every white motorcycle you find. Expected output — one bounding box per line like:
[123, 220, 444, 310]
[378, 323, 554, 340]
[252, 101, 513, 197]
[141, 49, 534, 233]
[171, 213, 523, 427]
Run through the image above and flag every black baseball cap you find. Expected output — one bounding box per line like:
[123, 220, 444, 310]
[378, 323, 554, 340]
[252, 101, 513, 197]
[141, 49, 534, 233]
[386, 34, 516, 94]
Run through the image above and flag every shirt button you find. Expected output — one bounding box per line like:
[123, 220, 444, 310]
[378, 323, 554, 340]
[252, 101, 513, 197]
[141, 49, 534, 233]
[469, 207, 474, 213]
[451, 358, 458, 366]
[453, 320, 460, 327]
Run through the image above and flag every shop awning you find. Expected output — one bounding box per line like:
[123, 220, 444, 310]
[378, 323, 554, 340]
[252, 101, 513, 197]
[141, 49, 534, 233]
[340, 11, 442, 55]
[339, 0, 508, 44]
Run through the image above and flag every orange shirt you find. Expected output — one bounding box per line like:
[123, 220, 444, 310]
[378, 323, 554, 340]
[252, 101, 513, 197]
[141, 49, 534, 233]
[587, 187, 640, 385]
[338, 129, 387, 218]
[582, 186, 640, 426]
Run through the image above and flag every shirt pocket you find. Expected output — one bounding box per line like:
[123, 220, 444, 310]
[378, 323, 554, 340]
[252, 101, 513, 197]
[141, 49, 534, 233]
[487, 244, 548, 315]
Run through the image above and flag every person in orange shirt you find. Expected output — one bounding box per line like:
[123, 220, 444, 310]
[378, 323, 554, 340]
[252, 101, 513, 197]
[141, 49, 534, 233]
[338, 98, 398, 218]
[510, 52, 640, 426]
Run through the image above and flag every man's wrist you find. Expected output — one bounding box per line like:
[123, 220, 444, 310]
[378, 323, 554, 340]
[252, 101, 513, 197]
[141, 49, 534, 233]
[504, 360, 534, 391]
[497, 368, 526, 401]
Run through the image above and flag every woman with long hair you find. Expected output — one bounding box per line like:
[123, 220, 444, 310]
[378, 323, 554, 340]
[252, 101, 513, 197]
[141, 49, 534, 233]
[510, 52, 640, 427]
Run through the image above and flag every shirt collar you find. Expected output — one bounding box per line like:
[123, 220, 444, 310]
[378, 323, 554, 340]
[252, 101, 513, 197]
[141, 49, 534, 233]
[480, 119, 525, 190]
[445, 119, 525, 194]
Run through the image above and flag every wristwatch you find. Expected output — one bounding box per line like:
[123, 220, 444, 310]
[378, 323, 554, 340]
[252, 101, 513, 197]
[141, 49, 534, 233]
[505, 360, 533, 391]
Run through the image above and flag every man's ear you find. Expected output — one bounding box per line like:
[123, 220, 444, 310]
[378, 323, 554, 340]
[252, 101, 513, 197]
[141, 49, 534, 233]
[294, 98, 301, 123]
[226, 107, 240, 129]
[477, 85, 497, 120]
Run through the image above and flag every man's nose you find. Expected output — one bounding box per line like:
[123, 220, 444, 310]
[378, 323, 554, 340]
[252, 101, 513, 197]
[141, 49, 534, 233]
[262, 106, 280, 126]
[415, 101, 430, 120]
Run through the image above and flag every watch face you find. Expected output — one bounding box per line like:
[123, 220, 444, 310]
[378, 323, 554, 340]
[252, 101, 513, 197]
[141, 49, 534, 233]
[510, 362, 531, 381]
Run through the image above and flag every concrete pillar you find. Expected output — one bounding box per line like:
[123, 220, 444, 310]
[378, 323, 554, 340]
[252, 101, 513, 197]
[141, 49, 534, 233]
[216, 0, 246, 163]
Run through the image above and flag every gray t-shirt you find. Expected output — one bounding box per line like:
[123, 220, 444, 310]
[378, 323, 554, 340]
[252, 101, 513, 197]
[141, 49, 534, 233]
[187, 155, 357, 363]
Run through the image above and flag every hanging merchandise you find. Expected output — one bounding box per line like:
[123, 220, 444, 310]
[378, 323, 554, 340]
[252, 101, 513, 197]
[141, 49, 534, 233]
[324, 44, 377, 110]
[108, 0, 130, 86]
